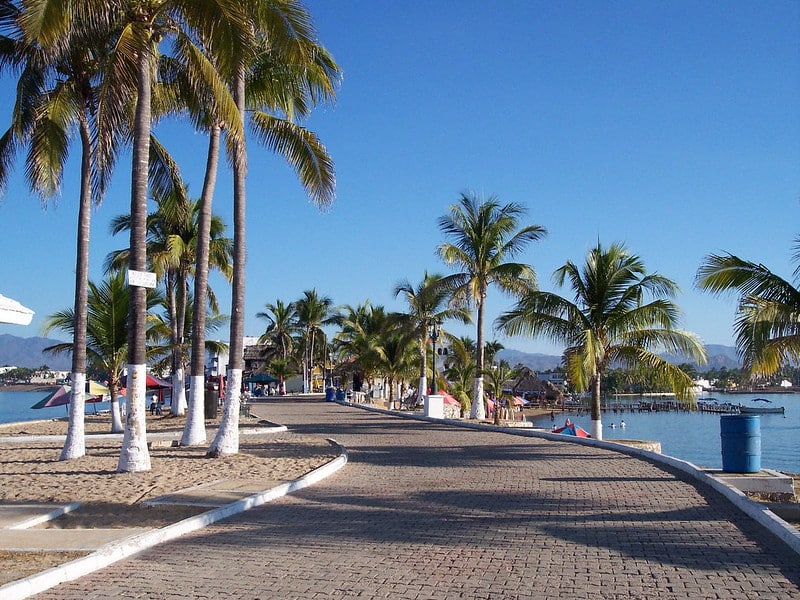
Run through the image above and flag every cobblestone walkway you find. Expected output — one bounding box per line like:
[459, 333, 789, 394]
[34, 400, 800, 599]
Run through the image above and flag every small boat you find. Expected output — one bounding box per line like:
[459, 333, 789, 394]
[552, 418, 591, 438]
[738, 398, 785, 415]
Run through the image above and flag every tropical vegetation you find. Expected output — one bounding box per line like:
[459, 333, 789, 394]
[696, 241, 800, 378]
[0, 1, 339, 470]
[436, 192, 547, 419]
[497, 241, 706, 439]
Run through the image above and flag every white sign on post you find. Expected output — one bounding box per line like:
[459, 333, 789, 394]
[127, 269, 158, 289]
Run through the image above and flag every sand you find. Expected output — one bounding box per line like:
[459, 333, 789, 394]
[0, 411, 339, 586]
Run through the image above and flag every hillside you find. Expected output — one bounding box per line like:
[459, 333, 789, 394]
[498, 344, 741, 372]
[0, 334, 71, 370]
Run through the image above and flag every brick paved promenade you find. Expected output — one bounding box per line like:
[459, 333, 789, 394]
[35, 399, 800, 599]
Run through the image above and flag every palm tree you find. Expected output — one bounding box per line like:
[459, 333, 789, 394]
[696, 240, 800, 376]
[43, 272, 162, 435]
[393, 272, 472, 399]
[294, 289, 335, 393]
[267, 357, 295, 396]
[444, 336, 477, 417]
[498, 241, 706, 439]
[208, 4, 340, 458]
[334, 301, 401, 396]
[437, 192, 547, 420]
[1, 4, 122, 460]
[373, 330, 417, 410]
[483, 360, 521, 425]
[483, 340, 504, 370]
[257, 300, 297, 360]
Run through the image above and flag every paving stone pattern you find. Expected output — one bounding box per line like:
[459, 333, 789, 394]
[34, 399, 800, 599]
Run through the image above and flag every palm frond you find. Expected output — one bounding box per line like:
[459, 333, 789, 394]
[249, 111, 335, 207]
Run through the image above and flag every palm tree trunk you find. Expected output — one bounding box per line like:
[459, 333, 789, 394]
[109, 385, 124, 433]
[118, 39, 153, 473]
[208, 71, 246, 457]
[184, 123, 221, 445]
[471, 295, 486, 419]
[61, 116, 93, 461]
[591, 374, 603, 440]
[418, 334, 427, 399]
[170, 270, 188, 416]
[309, 329, 316, 392]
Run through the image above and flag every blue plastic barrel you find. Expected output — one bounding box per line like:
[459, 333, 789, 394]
[720, 414, 761, 473]
[325, 387, 335, 402]
[335, 389, 345, 402]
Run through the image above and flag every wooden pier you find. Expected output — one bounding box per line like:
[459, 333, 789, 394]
[566, 397, 740, 415]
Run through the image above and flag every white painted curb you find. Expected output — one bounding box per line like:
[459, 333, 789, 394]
[0, 424, 287, 445]
[0, 438, 347, 600]
[6, 502, 82, 531]
[343, 401, 800, 557]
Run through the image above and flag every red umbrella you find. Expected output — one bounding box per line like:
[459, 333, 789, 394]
[440, 392, 460, 406]
[121, 373, 172, 388]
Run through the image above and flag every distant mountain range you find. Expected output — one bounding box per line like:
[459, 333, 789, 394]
[0, 333, 742, 373]
[0, 334, 71, 370]
[497, 344, 741, 372]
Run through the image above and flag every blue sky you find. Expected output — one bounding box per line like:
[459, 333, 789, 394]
[0, 1, 798, 356]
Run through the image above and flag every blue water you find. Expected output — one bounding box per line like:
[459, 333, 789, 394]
[530, 393, 800, 473]
[0, 390, 112, 425]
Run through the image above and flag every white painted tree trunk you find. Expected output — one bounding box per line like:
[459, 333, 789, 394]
[591, 419, 603, 440]
[208, 368, 241, 456]
[418, 375, 427, 400]
[117, 364, 151, 472]
[170, 367, 187, 416]
[60, 372, 86, 460]
[182, 375, 207, 446]
[470, 375, 486, 419]
[110, 396, 123, 433]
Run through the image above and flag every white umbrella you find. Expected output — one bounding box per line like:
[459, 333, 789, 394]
[0, 293, 34, 325]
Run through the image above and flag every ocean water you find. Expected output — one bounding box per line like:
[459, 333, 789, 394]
[530, 392, 800, 474]
[0, 390, 112, 425]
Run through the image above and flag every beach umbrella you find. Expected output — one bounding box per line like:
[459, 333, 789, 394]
[0, 293, 34, 325]
[87, 380, 111, 396]
[31, 385, 103, 409]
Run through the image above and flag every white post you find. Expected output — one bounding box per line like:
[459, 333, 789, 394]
[425, 394, 444, 419]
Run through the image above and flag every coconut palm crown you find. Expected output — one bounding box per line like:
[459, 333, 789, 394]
[696, 239, 800, 376]
[498, 241, 706, 440]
